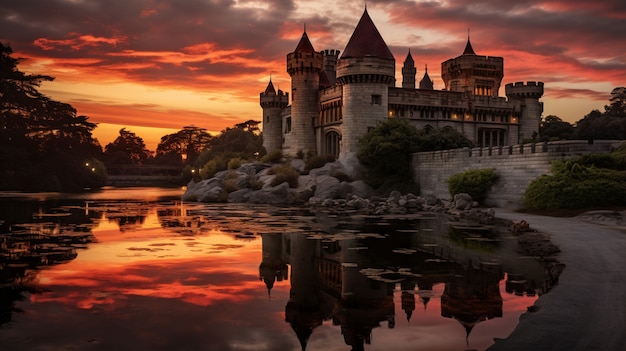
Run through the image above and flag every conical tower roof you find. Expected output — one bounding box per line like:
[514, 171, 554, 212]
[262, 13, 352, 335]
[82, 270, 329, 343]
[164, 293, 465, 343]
[419, 65, 434, 90]
[264, 79, 276, 94]
[463, 37, 476, 55]
[341, 9, 394, 60]
[404, 49, 414, 64]
[294, 30, 316, 54]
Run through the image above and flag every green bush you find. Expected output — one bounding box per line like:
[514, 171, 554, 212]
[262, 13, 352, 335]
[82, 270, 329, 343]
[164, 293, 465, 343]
[447, 168, 499, 203]
[524, 159, 626, 210]
[269, 165, 299, 188]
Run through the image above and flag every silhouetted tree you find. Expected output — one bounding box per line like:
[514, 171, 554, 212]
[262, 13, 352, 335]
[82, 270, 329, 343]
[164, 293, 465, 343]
[155, 125, 212, 166]
[539, 115, 575, 141]
[571, 88, 626, 140]
[0, 42, 105, 191]
[104, 128, 152, 165]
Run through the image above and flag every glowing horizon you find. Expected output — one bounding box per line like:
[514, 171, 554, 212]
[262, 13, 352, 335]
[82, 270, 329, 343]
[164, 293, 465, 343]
[2, 0, 624, 151]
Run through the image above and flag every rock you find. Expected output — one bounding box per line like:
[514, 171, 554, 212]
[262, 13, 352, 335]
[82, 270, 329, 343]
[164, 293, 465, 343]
[228, 188, 251, 202]
[451, 193, 473, 210]
[289, 158, 305, 173]
[249, 182, 293, 204]
[313, 175, 340, 200]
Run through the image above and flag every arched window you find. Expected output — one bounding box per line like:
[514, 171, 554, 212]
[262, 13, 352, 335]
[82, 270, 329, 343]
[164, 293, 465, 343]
[325, 131, 341, 159]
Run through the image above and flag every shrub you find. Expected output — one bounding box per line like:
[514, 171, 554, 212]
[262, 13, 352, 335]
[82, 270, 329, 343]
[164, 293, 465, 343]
[269, 165, 299, 188]
[227, 157, 242, 169]
[524, 159, 626, 210]
[447, 168, 499, 203]
[305, 154, 335, 172]
[332, 171, 352, 182]
[223, 178, 240, 193]
[296, 149, 304, 159]
[262, 150, 283, 163]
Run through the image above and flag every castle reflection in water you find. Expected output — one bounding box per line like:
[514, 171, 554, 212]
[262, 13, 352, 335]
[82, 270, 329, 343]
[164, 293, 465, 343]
[257, 213, 556, 351]
[1, 195, 560, 350]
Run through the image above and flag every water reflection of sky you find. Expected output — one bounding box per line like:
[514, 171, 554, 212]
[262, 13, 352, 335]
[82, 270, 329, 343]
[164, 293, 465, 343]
[0, 189, 540, 351]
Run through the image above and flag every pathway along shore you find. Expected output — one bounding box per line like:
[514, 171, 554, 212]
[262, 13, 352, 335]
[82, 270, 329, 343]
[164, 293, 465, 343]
[487, 209, 626, 351]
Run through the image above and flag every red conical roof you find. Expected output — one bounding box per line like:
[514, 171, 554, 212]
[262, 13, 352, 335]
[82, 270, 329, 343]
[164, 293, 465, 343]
[341, 9, 394, 60]
[294, 31, 316, 54]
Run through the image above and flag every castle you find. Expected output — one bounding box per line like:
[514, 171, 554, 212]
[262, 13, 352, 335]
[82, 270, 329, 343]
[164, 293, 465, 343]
[260, 9, 544, 158]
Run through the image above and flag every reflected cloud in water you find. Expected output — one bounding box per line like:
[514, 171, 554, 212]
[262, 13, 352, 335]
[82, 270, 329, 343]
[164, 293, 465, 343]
[0, 188, 558, 350]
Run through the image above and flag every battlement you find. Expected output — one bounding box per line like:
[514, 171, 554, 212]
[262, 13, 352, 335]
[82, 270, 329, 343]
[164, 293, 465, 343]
[322, 49, 340, 58]
[287, 51, 323, 75]
[260, 90, 289, 108]
[505, 81, 544, 98]
[413, 140, 623, 208]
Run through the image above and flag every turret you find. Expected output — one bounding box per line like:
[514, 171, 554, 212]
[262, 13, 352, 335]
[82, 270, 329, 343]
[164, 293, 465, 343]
[321, 49, 340, 86]
[286, 31, 323, 156]
[505, 81, 544, 142]
[441, 36, 503, 97]
[260, 79, 289, 154]
[402, 50, 416, 89]
[336, 8, 395, 156]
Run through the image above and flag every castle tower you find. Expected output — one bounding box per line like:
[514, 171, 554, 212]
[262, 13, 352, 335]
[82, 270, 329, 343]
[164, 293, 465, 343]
[505, 81, 544, 142]
[336, 8, 396, 156]
[441, 36, 503, 97]
[419, 65, 434, 90]
[260, 79, 289, 153]
[286, 30, 323, 156]
[322, 49, 340, 86]
[402, 50, 416, 89]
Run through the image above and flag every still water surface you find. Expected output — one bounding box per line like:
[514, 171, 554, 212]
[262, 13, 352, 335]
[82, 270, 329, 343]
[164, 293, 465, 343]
[0, 187, 554, 351]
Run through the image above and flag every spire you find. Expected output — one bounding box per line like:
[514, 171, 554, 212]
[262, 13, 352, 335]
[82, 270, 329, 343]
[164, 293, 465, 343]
[419, 64, 434, 90]
[264, 79, 276, 94]
[294, 30, 315, 54]
[405, 49, 414, 64]
[340, 8, 394, 60]
[463, 29, 476, 55]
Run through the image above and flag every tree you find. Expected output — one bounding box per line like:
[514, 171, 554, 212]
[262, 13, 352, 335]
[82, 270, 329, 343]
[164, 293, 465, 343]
[156, 125, 212, 166]
[539, 115, 575, 141]
[606, 87, 626, 117]
[0, 42, 105, 191]
[104, 128, 152, 165]
[195, 120, 264, 166]
[358, 119, 473, 193]
[571, 88, 626, 140]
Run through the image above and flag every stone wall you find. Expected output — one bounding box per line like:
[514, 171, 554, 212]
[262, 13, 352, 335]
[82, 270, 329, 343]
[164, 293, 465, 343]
[413, 140, 622, 209]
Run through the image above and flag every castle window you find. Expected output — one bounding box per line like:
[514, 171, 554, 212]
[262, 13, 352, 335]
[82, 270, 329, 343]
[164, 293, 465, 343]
[371, 94, 381, 105]
[285, 117, 292, 134]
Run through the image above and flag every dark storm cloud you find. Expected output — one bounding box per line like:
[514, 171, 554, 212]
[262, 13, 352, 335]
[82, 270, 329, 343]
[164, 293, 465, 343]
[0, 0, 299, 84]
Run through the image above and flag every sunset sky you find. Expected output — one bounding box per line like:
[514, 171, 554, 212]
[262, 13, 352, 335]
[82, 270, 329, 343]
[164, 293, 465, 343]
[1, 0, 625, 151]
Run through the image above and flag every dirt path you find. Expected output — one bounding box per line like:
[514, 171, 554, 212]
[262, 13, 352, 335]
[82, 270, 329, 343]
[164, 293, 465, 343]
[487, 210, 626, 351]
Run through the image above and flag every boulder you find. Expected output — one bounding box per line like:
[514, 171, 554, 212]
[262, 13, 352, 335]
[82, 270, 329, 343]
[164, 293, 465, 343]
[228, 188, 252, 203]
[249, 182, 293, 204]
[313, 175, 341, 200]
[451, 193, 474, 210]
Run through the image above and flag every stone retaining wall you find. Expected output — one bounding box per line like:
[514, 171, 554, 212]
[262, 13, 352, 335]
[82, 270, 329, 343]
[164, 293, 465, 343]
[412, 140, 622, 209]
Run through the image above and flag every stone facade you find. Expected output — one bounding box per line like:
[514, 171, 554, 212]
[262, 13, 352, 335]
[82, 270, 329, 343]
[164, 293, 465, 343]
[261, 9, 544, 158]
[413, 140, 622, 209]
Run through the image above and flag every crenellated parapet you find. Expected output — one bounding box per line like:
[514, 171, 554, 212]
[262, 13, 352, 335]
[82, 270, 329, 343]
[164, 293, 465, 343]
[260, 89, 289, 109]
[287, 51, 323, 76]
[505, 81, 544, 99]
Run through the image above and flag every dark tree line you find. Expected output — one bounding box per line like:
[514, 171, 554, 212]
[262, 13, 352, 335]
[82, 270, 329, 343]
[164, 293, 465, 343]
[540, 87, 626, 141]
[0, 43, 106, 191]
[0, 41, 264, 191]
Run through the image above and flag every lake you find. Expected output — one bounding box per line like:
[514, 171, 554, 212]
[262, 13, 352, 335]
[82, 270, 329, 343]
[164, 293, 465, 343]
[0, 187, 556, 350]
